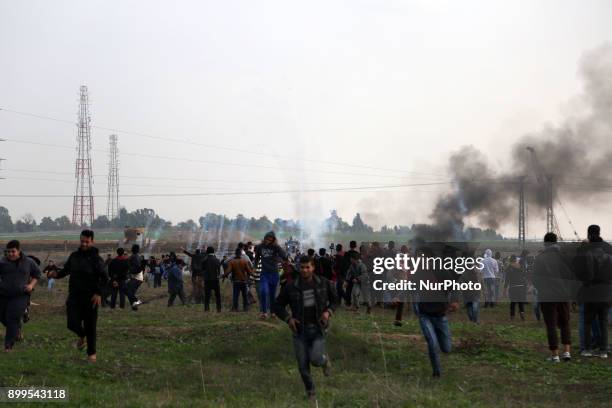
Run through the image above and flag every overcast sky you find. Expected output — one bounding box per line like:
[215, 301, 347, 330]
[1, 0, 612, 238]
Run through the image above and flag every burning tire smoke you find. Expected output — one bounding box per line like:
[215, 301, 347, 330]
[431, 44, 612, 239]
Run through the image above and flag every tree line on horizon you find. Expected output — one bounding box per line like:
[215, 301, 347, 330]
[0, 206, 503, 241]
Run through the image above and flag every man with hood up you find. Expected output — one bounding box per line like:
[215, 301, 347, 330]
[479, 249, 498, 308]
[48, 229, 107, 363]
[255, 231, 287, 319]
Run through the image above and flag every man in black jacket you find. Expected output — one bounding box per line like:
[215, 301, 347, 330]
[202, 247, 222, 312]
[342, 240, 359, 305]
[181, 247, 205, 305]
[316, 248, 333, 280]
[48, 230, 107, 362]
[126, 244, 144, 310]
[275, 255, 338, 400]
[573, 224, 612, 358]
[533, 233, 575, 362]
[108, 248, 130, 309]
[0, 240, 40, 352]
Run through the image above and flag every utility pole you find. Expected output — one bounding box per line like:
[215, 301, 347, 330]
[106, 134, 119, 220]
[0, 138, 5, 180]
[72, 85, 95, 226]
[545, 175, 553, 233]
[518, 176, 526, 250]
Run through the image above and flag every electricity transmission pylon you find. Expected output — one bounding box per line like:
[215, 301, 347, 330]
[106, 134, 119, 220]
[72, 85, 95, 226]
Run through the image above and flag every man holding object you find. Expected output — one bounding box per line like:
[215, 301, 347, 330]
[275, 255, 338, 400]
[48, 229, 107, 363]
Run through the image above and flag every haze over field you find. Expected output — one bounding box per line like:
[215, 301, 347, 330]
[1, 0, 612, 239]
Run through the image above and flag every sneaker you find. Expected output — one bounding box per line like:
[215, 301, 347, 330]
[561, 351, 571, 362]
[132, 300, 143, 307]
[547, 355, 560, 363]
[580, 350, 593, 357]
[594, 351, 608, 359]
[393, 320, 402, 327]
[322, 355, 332, 377]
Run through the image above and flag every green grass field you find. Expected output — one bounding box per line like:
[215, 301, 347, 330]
[2, 281, 611, 407]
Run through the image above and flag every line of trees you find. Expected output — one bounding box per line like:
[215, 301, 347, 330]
[0, 206, 503, 240]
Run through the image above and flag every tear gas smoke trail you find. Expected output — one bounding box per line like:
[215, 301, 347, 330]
[197, 224, 205, 249]
[184, 227, 196, 263]
[145, 223, 165, 256]
[217, 216, 225, 256]
[221, 216, 235, 256]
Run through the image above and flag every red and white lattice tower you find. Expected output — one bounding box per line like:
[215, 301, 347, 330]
[72, 85, 95, 226]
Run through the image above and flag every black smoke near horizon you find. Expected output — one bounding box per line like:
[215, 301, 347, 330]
[431, 43, 612, 239]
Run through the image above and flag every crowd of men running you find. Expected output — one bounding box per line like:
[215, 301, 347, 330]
[1, 225, 611, 400]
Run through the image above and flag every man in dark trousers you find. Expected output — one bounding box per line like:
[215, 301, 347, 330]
[343, 240, 360, 305]
[533, 232, 575, 362]
[0, 240, 40, 352]
[181, 247, 206, 304]
[573, 224, 612, 358]
[48, 230, 107, 363]
[108, 248, 129, 309]
[275, 255, 338, 401]
[126, 244, 144, 310]
[202, 246, 222, 312]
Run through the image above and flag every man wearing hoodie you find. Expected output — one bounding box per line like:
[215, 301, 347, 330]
[479, 249, 498, 308]
[573, 224, 612, 358]
[255, 231, 287, 319]
[533, 233, 574, 362]
[108, 248, 129, 309]
[47, 230, 107, 363]
[0, 240, 40, 352]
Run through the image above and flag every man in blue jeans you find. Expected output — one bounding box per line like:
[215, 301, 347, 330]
[275, 255, 338, 400]
[255, 231, 287, 319]
[416, 246, 460, 377]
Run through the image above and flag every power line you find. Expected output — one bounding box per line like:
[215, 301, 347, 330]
[4, 175, 451, 191]
[3, 138, 442, 180]
[0, 181, 453, 198]
[2, 168, 449, 185]
[0, 106, 444, 177]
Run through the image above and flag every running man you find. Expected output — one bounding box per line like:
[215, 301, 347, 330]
[0, 240, 40, 352]
[275, 255, 337, 400]
[48, 230, 107, 363]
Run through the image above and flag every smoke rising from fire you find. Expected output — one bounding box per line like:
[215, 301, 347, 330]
[431, 43, 612, 239]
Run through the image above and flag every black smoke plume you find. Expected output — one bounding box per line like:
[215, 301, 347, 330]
[431, 44, 612, 239]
